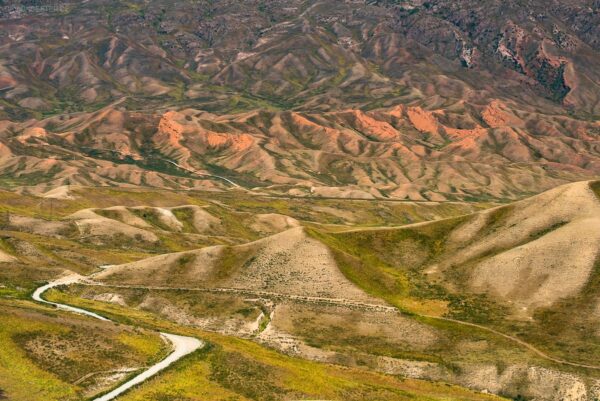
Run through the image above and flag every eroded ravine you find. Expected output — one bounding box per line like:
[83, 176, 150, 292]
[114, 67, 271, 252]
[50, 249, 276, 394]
[32, 274, 203, 401]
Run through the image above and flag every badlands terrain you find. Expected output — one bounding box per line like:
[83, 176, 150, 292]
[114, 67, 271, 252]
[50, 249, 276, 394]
[0, 0, 600, 200]
[0, 0, 600, 400]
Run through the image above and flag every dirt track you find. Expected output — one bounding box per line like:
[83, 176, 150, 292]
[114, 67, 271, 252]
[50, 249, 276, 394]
[78, 281, 600, 371]
[32, 276, 203, 401]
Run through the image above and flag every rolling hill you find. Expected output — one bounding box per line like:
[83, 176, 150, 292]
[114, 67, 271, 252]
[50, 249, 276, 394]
[0, 1, 599, 399]
[80, 181, 600, 400]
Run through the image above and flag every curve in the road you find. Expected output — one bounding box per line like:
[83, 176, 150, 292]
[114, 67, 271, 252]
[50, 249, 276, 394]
[93, 333, 201, 401]
[32, 275, 203, 401]
[32, 276, 109, 321]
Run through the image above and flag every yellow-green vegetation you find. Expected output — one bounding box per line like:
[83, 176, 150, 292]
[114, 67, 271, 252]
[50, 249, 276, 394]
[0, 229, 152, 295]
[0, 185, 487, 240]
[308, 203, 600, 372]
[306, 218, 468, 316]
[118, 340, 503, 401]
[210, 245, 257, 284]
[42, 290, 506, 401]
[301, 222, 581, 373]
[58, 284, 264, 323]
[0, 304, 78, 401]
[205, 207, 262, 241]
[592, 180, 600, 199]
[46, 284, 550, 379]
[0, 187, 209, 221]
[154, 232, 221, 253]
[129, 208, 173, 231]
[519, 254, 600, 367]
[0, 187, 487, 288]
[5, 183, 597, 400]
[222, 194, 486, 228]
[0, 300, 167, 401]
[171, 208, 198, 233]
[307, 215, 510, 324]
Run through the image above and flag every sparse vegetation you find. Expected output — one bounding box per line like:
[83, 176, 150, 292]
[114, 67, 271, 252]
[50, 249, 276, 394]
[0, 301, 166, 400]
[38, 290, 507, 401]
[0, 182, 598, 400]
[306, 217, 468, 314]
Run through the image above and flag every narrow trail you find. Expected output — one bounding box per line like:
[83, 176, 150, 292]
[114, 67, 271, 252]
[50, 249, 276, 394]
[83, 146, 242, 188]
[423, 315, 600, 371]
[78, 281, 600, 371]
[42, 144, 243, 189]
[32, 275, 203, 401]
[162, 159, 241, 188]
[78, 282, 395, 313]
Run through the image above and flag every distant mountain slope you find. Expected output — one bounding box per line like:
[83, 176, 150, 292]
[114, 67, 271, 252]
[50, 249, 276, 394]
[2, 0, 600, 115]
[1, 1, 600, 198]
[1, 103, 599, 200]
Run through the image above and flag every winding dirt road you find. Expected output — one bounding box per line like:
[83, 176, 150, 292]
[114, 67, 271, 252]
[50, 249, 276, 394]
[93, 333, 201, 401]
[32, 275, 203, 401]
[32, 275, 109, 321]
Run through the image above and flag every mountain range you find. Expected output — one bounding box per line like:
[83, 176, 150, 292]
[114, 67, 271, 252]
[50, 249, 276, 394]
[0, 0, 599, 199]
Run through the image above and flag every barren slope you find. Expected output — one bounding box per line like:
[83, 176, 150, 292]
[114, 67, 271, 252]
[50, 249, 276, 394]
[96, 226, 379, 302]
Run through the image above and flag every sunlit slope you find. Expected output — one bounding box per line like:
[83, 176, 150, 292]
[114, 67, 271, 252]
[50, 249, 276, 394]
[315, 181, 600, 315]
[312, 181, 600, 369]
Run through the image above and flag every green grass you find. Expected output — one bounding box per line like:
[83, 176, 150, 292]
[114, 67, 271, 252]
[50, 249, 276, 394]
[0, 184, 486, 231]
[306, 217, 468, 315]
[171, 208, 198, 233]
[0, 307, 79, 401]
[303, 220, 593, 375]
[519, 254, 600, 367]
[0, 300, 167, 401]
[129, 208, 172, 231]
[591, 180, 600, 199]
[307, 202, 600, 371]
[0, 226, 160, 298]
[41, 290, 507, 401]
[209, 245, 256, 285]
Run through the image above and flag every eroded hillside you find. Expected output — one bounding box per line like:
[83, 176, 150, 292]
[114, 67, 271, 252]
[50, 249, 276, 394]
[0, 0, 599, 199]
[28, 181, 600, 401]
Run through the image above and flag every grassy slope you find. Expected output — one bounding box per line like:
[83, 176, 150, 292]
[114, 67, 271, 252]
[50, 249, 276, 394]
[509, 181, 600, 366]
[0, 186, 485, 226]
[0, 228, 154, 297]
[307, 217, 481, 316]
[591, 180, 600, 199]
[43, 290, 506, 401]
[308, 185, 600, 370]
[0, 300, 166, 401]
[306, 221, 553, 370]
[0, 186, 486, 299]
[54, 284, 264, 323]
